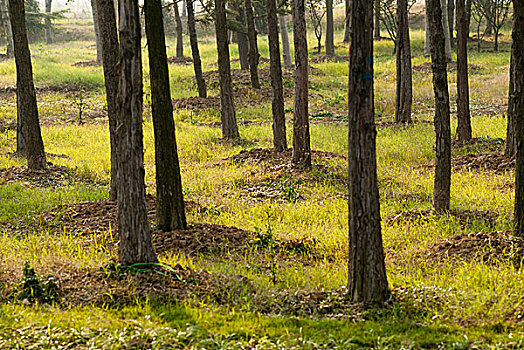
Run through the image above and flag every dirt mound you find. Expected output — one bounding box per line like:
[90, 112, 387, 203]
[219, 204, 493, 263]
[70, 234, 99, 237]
[73, 60, 100, 67]
[452, 153, 514, 172]
[0, 164, 79, 188]
[309, 54, 349, 63]
[226, 147, 346, 164]
[167, 56, 193, 64]
[386, 208, 500, 229]
[470, 104, 507, 117]
[0, 120, 16, 133]
[376, 119, 433, 129]
[413, 61, 483, 74]
[452, 137, 505, 154]
[421, 231, 524, 264]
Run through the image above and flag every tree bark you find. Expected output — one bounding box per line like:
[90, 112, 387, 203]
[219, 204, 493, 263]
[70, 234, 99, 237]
[347, 0, 389, 304]
[448, 0, 455, 46]
[96, 0, 119, 201]
[8, 0, 47, 170]
[116, 0, 157, 265]
[44, 0, 52, 44]
[455, 0, 472, 142]
[325, 0, 334, 55]
[266, 0, 286, 151]
[173, 0, 184, 57]
[292, 0, 311, 167]
[0, 0, 14, 58]
[215, 0, 240, 139]
[441, 0, 453, 61]
[505, 47, 516, 157]
[245, 0, 260, 88]
[343, 0, 350, 43]
[235, 4, 249, 70]
[279, 15, 292, 68]
[374, 0, 380, 39]
[425, 7, 431, 55]
[428, 0, 452, 213]
[91, 0, 103, 64]
[145, 0, 187, 231]
[513, 0, 524, 236]
[186, 0, 206, 98]
[395, 0, 413, 124]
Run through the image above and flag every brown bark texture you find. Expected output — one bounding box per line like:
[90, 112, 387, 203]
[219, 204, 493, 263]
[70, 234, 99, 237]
[245, 0, 260, 88]
[174, 0, 184, 57]
[116, 0, 158, 265]
[505, 47, 516, 157]
[145, 0, 187, 231]
[266, 0, 286, 151]
[215, 0, 240, 139]
[456, 0, 472, 142]
[394, 0, 413, 124]
[8, 0, 47, 170]
[428, 0, 452, 213]
[513, 0, 524, 235]
[279, 15, 292, 68]
[45, 0, 52, 44]
[374, 0, 380, 38]
[343, 0, 350, 43]
[292, 0, 311, 167]
[186, 0, 207, 98]
[91, 0, 103, 64]
[448, 0, 455, 45]
[347, 0, 389, 304]
[325, 0, 334, 55]
[1, 0, 14, 57]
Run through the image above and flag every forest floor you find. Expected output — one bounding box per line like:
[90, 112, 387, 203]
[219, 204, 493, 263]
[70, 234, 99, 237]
[0, 22, 522, 348]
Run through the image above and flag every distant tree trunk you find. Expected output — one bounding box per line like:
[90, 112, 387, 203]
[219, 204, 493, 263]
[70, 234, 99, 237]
[96, 0, 119, 200]
[245, 0, 260, 88]
[374, 0, 380, 38]
[395, 0, 413, 124]
[90, 0, 102, 64]
[484, 7, 493, 35]
[186, 0, 206, 98]
[279, 15, 292, 68]
[8, 0, 47, 170]
[343, 0, 350, 43]
[325, 0, 334, 55]
[116, 0, 157, 265]
[181, 0, 187, 20]
[347, 0, 389, 304]
[425, 7, 431, 54]
[215, 0, 240, 139]
[173, 0, 184, 57]
[505, 47, 516, 156]
[292, 0, 311, 167]
[44, 0, 52, 44]
[448, 0, 454, 46]
[428, 0, 451, 213]
[513, 0, 524, 236]
[267, 0, 286, 151]
[441, 0, 453, 61]
[494, 26, 499, 52]
[0, 0, 14, 58]
[145, 0, 187, 231]
[455, 0, 472, 142]
[235, 4, 249, 70]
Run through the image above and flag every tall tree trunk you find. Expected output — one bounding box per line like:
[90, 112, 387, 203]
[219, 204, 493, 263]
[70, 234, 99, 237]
[395, 0, 413, 124]
[279, 15, 292, 68]
[455, 0, 472, 142]
[8, 0, 47, 170]
[0, 0, 14, 58]
[245, 0, 260, 88]
[347, 0, 389, 304]
[428, 0, 452, 213]
[44, 0, 52, 44]
[343, 0, 350, 43]
[494, 27, 499, 52]
[235, 4, 249, 70]
[116, 0, 157, 265]
[173, 0, 184, 57]
[90, 0, 102, 64]
[186, 0, 206, 98]
[441, 0, 453, 61]
[448, 0, 454, 46]
[215, 0, 240, 139]
[292, 0, 311, 167]
[513, 0, 524, 236]
[96, 0, 119, 201]
[181, 0, 187, 20]
[505, 47, 516, 156]
[145, 0, 187, 231]
[374, 0, 380, 39]
[425, 7, 431, 55]
[266, 0, 286, 151]
[325, 0, 334, 55]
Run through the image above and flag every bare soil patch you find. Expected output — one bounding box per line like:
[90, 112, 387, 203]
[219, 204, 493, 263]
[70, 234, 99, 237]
[413, 61, 483, 74]
[470, 104, 507, 117]
[167, 56, 193, 64]
[72, 60, 100, 67]
[0, 164, 88, 188]
[452, 137, 505, 154]
[309, 54, 349, 63]
[386, 208, 500, 229]
[452, 153, 514, 172]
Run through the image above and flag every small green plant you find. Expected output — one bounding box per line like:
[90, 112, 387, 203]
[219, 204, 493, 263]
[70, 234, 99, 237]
[279, 176, 302, 202]
[72, 84, 87, 124]
[250, 210, 280, 284]
[15, 261, 60, 304]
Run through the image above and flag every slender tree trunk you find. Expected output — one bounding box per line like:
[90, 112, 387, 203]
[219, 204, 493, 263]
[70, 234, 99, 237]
[428, 0, 452, 213]
[325, 0, 334, 55]
[245, 0, 260, 88]
[347, 0, 389, 304]
[505, 47, 516, 156]
[448, 0, 454, 46]
[279, 15, 292, 68]
[374, 0, 380, 39]
[494, 27, 499, 52]
[292, 0, 311, 167]
[425, 7, 431, 55]
[96, 0, 119, 200]
[0, 0, 13, 58]
[343, 0, 351, 43]
[234, 4, 249, 70]
[44, 0, 52, 44]
[116, 0, 157, 265]
[145, 0, 187, 231]
[173, 0, 184, 57]
[91, 0, 102, 64]
[181, 0, 187, 20]
[441, 0, 453, 61]
[456, 0, 472, 142]
[513, 0, 524, 236]
[395, 0, 413, 124]
[267, 0, 286, 151]
[8, 0, 47, 170]
[215, 0, 240, 139]
[186, 0, 206, 98]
